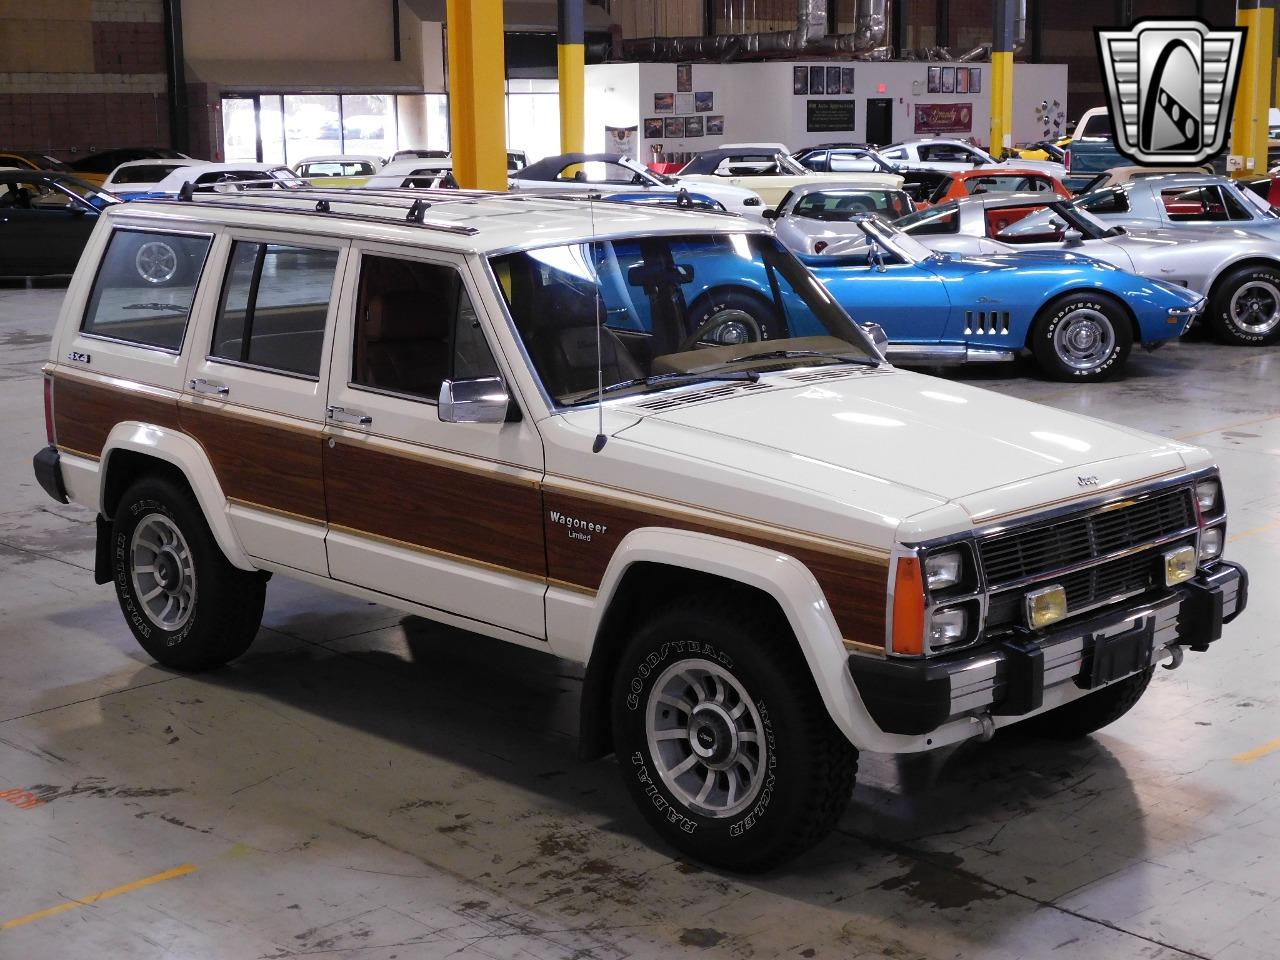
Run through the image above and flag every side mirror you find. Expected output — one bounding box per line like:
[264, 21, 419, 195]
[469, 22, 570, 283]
[761, 208, 777, 221]
[438, 377, 510, 424]
[1063, 228, 1084, 246]
[861, 322, 890, 352]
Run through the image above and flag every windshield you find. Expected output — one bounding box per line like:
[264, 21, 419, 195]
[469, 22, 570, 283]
[489, 233, 876, 406]
[1237, 184, 1279, 219]
[790, 188, 912, 220]
[858, 217, 933, 262]
[993, 202, 1111, 240]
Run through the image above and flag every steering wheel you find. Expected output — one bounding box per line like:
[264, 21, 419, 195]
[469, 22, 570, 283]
[677, 309, 763, 352]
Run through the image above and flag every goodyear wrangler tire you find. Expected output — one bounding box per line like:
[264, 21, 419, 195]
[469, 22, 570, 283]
[610, 594, 858, 872]
[1018, 667, 1154, 741]
[111, 476, 265, 670]
[1030, 293, 1132, 382]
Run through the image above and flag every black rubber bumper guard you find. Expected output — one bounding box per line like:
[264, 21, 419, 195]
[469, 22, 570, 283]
[848, 561, 1248, 737]
[32, 444, 69, 504]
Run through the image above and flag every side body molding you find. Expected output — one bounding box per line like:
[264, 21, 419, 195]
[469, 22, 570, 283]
[100, 420, 256, 571]
[577, 528, 910, 754]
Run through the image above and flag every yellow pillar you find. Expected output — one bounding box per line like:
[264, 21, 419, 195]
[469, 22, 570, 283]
[989, 0, 1016, 157]
[558, 0, 585, 154]
[1232, 1, 1276, 177]
[446, 0, 507, 190]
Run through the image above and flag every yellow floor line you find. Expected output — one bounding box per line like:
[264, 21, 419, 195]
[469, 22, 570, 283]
[1232, 738, 1280, 765]
[1228, 518, 1280, 543]
[1, 864, 196, 932]
[1176, 413, 1280, 441]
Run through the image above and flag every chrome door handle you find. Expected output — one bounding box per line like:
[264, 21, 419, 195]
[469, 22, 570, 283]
[327, 405, 372, 426]
[189, 378, 229, 396]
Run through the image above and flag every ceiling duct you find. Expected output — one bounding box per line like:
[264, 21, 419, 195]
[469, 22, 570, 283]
[620, 0, 891, 62]
[897, 0, 1026, 62]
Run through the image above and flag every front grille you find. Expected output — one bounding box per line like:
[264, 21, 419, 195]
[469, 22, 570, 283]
[979, 488, 1196, 587]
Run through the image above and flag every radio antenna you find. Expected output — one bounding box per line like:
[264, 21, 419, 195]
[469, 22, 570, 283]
[590, 196, 607, 453]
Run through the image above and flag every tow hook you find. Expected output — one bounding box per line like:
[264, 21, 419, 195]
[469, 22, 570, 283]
[1160, 644, 1185, 671]
[975, 713, 996, 742]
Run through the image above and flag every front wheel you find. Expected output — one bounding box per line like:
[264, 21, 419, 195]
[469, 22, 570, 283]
[610, 594, 858, 872]
[111, 475, 266, 670]
[1209, 266, 1280, 345]
[1029, 294, 1132, 381]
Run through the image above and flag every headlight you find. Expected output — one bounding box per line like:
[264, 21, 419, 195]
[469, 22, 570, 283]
[927, 605, 968, 650]
[1200, 525, 1224, 561]
[1195, 479, 1220, 514]
[923, 549, 964, 591]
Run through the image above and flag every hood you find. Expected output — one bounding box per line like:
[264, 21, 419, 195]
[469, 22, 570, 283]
[612, 366, 1188, 513]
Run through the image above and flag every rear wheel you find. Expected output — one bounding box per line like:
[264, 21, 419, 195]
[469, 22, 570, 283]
[1209, 266, 1280, 345]
[111, 476, 265, 670]
[610, 593, 858, 872]
[1018, 668, 1154, 740]
[683, 289, 779, 349]
[1029, 293, 1132, 381]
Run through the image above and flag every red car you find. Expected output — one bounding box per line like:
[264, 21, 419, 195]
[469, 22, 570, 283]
[917, 168, 1072, 210]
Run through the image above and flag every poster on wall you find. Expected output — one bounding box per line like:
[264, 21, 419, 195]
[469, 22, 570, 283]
[956, 68, 969, 94]
[826, 66, 841, 95]
[807, 100, 856, 133]
[606, 125, 637, 158]
[664, 116, 686, 138]
[809, 66, 825, 94]
[927, 66, 941, 93]
[793, 66, 808, 95]
[969, 67, 982, 93]
[914, 102, 972, 135]
[675, 92, 695, 114]
[654, 93, 674, 113]
[695, 91, 714, 112]
[840, 67, 855, 95]
[941, 67, 955, 93]
[685, 115, 704, 137]
[706, 115, 725, 135]
[676, 63, 692, 92]
[644, 117, 664, 139]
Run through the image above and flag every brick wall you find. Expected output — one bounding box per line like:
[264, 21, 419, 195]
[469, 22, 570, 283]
[0, 0, 173, 159]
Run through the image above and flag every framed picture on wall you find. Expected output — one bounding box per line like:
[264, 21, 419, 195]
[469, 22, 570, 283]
[793, 65, 808, 95]
[664, 116, 686, 138]
[654, 92, 674, 113]
[706, 115, 725, 135]
[644, 117, 664, 139]
[695, 91, 713, 112]
[685, 115, 704, 137]
[809, 65, 825, 94]
[840, 67, 855, 95]
[941, 66, 955, 93]
[676, 63, 692, 92]
[927, 66, 941, 93]
[969, 67, 982, 93]
[956, 68, 969, 94]
[826, 66, 841, 95]
[675, 92, 695, 114]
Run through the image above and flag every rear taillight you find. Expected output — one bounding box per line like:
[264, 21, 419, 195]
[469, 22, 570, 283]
[1064, 149, 1072, 172]
[43, 375, 55, 446]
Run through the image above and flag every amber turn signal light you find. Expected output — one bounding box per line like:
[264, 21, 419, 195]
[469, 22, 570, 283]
[891, 556, 926, 655]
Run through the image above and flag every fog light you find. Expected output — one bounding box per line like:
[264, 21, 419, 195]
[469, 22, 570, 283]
[1164, 545, 1197, 586]
[1199, 526, 1224, 561]
[927, 605, 968, 650]
[1025, 584, 1067, 630]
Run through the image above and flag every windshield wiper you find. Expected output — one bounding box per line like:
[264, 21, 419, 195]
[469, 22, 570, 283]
[563, 370, 761, 406]
[725, 349, 879, 367]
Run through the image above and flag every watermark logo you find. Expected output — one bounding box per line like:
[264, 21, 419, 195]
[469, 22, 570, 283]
[1097, 19, 1245, 165]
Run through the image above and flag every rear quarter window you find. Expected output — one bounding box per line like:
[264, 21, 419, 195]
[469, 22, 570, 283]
[80, 229, 212, 351]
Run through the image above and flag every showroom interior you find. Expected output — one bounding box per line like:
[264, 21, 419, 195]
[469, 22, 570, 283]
[0, 0, 1277, 957]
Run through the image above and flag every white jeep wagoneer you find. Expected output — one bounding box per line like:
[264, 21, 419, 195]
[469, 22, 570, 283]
[33, 188, 1247, 870]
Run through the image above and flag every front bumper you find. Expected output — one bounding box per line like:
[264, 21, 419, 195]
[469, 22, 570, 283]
[848, 562, 1247, 737]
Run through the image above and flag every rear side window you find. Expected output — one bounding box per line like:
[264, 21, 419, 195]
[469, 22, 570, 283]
[1076, 188, 1130, 214]
[81, 229, 211, 351]
[210, 241, 339, 378]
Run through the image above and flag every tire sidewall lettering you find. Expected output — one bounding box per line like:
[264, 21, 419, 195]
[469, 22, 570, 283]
[1042, 299, 1122, 378]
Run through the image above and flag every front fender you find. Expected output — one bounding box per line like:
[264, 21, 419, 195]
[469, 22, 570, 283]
[582, 528, 947, 754]
[101, 421, 255, 571]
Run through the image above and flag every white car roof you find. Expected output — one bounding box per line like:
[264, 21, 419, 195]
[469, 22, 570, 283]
[374, 157, 454, 175]
[152, 162, 295, 191]
[110, 159, 201, 171]
[780, 180, 908, 199]
[719, 142, 792, 153]
[295, 154, 384, 168]
[108, 190, 768, 256]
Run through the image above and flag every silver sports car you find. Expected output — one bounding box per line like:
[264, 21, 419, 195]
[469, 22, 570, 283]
[896, 194, 1280, 346]
[768, 181, 916, 254]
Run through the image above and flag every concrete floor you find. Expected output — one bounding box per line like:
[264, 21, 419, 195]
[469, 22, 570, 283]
[1, 282, 1277, 960]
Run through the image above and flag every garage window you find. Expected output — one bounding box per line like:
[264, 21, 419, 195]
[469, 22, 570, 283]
[210, 241, 339, 378]
[80, 229, 212, 352]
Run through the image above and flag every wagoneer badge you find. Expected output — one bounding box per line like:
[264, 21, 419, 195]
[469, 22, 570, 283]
[549, 510, 608, 543]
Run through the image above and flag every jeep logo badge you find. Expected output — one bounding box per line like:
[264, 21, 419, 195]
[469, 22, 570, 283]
[1078, 475, 1100, 487]
[1096, 19, 1245, 165]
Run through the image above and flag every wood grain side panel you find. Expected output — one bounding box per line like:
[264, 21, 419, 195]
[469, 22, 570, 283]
[53, 375, 181, 457]
[545, 489, 889, 644]
[324, 440, 546, 578]
[179, 405, 326, 521]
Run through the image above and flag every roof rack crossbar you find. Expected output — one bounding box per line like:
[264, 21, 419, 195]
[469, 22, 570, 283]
[144, 195, 480, 236]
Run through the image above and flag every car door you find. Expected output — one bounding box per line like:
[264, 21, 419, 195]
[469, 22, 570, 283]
[818, 251, 952, 342]
[321, 244, 547, 641]
[179, 230, 348, 577]
[0, 178, 91, 274]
